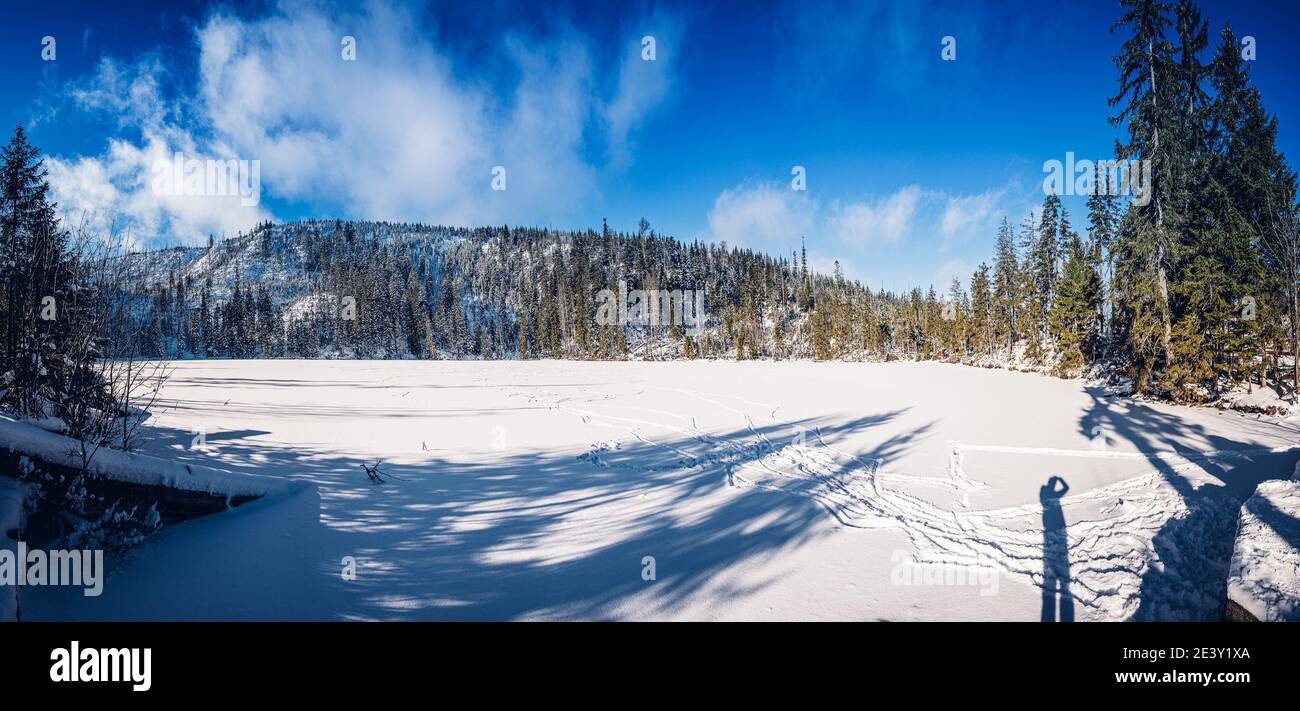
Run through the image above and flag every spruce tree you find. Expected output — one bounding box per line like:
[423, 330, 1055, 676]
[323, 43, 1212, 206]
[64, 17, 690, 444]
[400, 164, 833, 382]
[1086, 164, 1120, 349]
[992, 218, 1020, 357]
[1050, 233, 1104, 377]
[969, 264, 992, 359]
[1, 126, 77, 415]
[1110, 0, 1179, 371]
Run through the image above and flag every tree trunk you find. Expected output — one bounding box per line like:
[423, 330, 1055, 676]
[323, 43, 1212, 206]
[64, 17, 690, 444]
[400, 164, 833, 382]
[1292, 285, 1299, 401]
[1147, 37, 1174, 367]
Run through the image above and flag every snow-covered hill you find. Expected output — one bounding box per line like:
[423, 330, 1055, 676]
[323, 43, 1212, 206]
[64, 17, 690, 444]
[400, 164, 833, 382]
[112, 219, 830, 361]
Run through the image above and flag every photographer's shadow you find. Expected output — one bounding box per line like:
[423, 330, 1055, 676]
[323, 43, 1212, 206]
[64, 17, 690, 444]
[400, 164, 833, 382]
[1040, 476, 1074, 622]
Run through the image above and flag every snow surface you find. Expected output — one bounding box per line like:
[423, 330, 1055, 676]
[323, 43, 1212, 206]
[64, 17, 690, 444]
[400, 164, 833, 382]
[22, 360, 1300, 621]
[0, 415, 302, 498]
[1219, 386, 1297, 416]
[1227, 472, 1300, 621]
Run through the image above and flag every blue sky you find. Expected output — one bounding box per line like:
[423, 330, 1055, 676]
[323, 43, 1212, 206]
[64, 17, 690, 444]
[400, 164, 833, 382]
[3, 0, 1298, 291]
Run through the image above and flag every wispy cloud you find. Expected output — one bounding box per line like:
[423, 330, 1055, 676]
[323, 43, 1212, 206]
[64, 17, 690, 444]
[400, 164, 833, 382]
[827, 186, 922, 246]
[602, 7, 687, 169]
[939, 187, 1005, 246]
[47, 55, 272, 247]
[45, 0, 682, 245]
[704, 181, 1008, 273]
[705, 182, 816, 252]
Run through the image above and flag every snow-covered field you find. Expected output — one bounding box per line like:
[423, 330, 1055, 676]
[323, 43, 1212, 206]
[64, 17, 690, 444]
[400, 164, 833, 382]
[1228, 478, 1300, 621]
[24, 360, 1300, 621]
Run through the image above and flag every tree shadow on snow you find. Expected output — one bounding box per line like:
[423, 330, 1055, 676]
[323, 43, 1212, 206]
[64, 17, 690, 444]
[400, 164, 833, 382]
[1078, 386, 1297, 620]
[63, 408, 933, 621]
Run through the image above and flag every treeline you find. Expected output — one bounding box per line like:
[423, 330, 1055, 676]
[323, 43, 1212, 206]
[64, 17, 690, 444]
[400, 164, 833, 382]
[122, 216, 1105, 367]
[119, 218, 870, 362]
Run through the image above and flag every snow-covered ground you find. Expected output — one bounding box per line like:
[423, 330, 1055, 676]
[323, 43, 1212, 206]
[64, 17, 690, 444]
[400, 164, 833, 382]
[1227, 473, 1300, 621]
[0, 414, 301, 499]
[22, 360, 1300, 621]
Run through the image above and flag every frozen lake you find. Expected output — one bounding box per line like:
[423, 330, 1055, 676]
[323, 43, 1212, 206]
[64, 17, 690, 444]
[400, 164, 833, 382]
[29, 360, 1300, 621]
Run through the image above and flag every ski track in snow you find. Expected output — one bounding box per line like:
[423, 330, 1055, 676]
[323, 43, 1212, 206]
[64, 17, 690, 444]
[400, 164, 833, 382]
[508, 380, 1298, 621]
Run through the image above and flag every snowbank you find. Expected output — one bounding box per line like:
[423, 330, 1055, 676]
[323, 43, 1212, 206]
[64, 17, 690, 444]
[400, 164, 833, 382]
[1226, 463, 1300, 621]
[1216, 383, 1297, 417]
[0, 415, 299, 499]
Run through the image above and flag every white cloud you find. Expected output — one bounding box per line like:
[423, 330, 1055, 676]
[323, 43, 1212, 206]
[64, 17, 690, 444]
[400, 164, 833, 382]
[48, 60, 275, 247]
[939, 188, 1003, 244]
[45, 0, 680, 245]
[827, 185, 921, 246]
[192, 4, 495, 227]
[704, 182, 927, 254]
[705, 182, 816, 253]
[602, 9, 685, 169]
[703, 181, 1012, 287]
